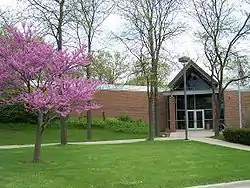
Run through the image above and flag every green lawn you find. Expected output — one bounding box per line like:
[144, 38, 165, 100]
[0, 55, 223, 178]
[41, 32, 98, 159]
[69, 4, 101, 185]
[0, 128, 147, 145]
[1, 141, 250, 188]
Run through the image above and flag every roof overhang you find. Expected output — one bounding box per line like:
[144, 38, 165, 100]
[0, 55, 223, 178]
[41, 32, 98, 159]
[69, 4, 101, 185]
[168, 61, 218, 90]
[162, 89, 218, 96]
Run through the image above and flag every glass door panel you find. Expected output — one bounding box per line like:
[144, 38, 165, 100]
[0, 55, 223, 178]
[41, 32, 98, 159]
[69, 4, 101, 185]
[188, 111, 194, 129]
[196, 110, 204, 129]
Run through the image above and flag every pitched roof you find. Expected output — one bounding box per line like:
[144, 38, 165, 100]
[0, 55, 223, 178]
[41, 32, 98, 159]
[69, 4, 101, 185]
[168, 61, 217, 89]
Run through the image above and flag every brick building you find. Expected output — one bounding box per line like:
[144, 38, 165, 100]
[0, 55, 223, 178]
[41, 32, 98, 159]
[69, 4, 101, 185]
[86, 62, 250, 132]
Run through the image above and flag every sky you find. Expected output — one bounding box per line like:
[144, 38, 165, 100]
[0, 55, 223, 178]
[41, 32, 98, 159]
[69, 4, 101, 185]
[0, 0, 249, 83]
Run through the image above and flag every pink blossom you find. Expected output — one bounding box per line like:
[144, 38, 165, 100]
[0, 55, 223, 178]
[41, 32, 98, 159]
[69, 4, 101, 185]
[0, 26, 101, 117]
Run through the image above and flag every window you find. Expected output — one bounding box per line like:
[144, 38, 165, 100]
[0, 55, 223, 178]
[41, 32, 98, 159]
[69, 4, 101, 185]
[177, 111, 185, 120]
[196, 94, 212, 109]
[177, 121, 185, 129]
[204, 110, 212, 119]
[187, 95, 194, 109]
[176, 95, 184, 110]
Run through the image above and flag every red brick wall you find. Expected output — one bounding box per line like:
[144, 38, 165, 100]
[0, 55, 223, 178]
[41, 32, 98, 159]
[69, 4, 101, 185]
[224, 90, 250, 128]
[80, 90, 149, 122]
[71, 90, 168, 130]
[241, 92, 250, 127]
[224, 91, 239, 127]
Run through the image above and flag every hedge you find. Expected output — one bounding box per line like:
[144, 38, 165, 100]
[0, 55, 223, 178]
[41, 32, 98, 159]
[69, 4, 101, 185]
[0, 112, 149, 135]
[50, 117, 148, 134]
[223, 128, 250, 146]
[0, 103, 37, 124]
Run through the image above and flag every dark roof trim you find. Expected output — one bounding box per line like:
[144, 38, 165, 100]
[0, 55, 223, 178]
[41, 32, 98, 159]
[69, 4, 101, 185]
[168, 61, 217, 89]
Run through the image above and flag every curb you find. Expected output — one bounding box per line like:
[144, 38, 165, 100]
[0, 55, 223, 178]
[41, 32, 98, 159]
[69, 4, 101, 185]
[187, 180, 250, 188]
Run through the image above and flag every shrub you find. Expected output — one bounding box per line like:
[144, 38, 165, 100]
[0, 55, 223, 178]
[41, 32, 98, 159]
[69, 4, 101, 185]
[117, 115, 133, 122]
[48, 117, 106, 129]
[33, 116, 148, 134]
[104, 118, 148, 134]
[0, 122, 35, 130]
[0, 103, 37, 124]
[223, 128, 250, 146]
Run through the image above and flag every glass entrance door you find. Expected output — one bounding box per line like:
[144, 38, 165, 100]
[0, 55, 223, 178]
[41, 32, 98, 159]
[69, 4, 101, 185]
[187, 110, 204, 129]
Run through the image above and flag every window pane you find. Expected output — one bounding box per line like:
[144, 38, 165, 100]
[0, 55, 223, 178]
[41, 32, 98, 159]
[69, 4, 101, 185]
[177, 95, 184, 110]
[187, 95, 194, 109]
[196, 94, 212, 109]
[177, 121, 185, 129]
[177, 111, 185, 120]
[205, 110, 212, 119]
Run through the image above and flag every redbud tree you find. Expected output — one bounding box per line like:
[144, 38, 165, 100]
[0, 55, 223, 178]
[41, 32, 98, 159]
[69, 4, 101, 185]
[0, 27, 100, 162]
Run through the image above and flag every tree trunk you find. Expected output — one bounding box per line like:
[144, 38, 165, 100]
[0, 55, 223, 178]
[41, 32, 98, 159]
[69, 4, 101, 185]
[154, 86, 161, 137]
[148, 82, 154, 141]
[148, 97, 154, 141]
[86, 34, 92, 140]
[213, 94, 221, 137]
[33, 111, 43, 163]
[60, 117, 67, 145]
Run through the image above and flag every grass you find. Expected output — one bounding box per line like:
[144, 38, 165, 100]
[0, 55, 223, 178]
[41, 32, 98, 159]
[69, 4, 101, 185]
[0, 127, 147, 145]
[1, 141, 250, 188]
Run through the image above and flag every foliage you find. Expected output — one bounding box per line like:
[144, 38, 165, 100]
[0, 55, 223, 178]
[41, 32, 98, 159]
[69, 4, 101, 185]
[0, 103, 37, 124]
[223, 128, 250, 146]
[117, 0, 184, 139]
[91, 51, 129, 84]
[191, 0, 250, 136]
[48, 118, 104, 129]
[0, 26, 100, 162]
[117, 115, 133, 122]
[0, 26, 100, 117]
[47, 116, 148, 134]
[104, 118, 148, 134]
[126, 59, 170, 87]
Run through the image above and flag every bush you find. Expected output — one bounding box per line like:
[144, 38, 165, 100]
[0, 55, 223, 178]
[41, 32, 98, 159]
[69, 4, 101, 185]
[48, 117, 106, 129]
[0, 103, 37, 124]
[104, 118, 148, 134]
[0, 122, 35, 130]
[17, 115, 148, 134]
[223, 128, 250, 146]
[61, 116, 148, 134]
[117, 115, 133, 122]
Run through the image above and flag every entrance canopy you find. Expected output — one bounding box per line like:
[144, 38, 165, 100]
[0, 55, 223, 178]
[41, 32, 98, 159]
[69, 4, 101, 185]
[164, 61, 218, 96]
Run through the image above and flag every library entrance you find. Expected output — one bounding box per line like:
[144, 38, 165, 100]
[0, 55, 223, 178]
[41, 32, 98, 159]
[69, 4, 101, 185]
[163, 61, 224, 131]
[187, 110, 205, 129]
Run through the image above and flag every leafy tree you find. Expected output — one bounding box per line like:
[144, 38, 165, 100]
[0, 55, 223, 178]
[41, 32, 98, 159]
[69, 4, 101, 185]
[127, 59, 170, 88]
[91, 51, 129, 84]
[69, 0, 115, 139]
[116, 0, 184, 138]
[191, 0, 250, 136]
[0, 27, 100, 162]
[20, 0, 73, 144]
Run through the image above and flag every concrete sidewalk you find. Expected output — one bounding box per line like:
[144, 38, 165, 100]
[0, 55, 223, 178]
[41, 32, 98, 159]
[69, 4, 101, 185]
[1, 130, 250, 152]
[192, 138, 250, 152]
[187, 180, 250, 188]
[0, 137, 182, 149]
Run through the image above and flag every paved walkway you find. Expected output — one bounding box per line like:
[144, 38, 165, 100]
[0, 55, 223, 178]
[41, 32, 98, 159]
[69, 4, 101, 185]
[0, 137, 182, 149]
[169, 130, 214, 139]
[192, 137, 250, 152]
[1, 130, 250, 152]
[187, 180, 250, 188]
